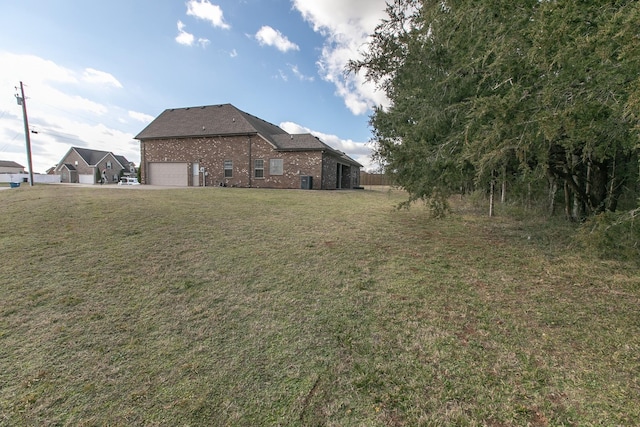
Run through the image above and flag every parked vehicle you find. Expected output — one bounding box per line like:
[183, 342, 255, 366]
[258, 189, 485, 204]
[117, 177, 140, 186]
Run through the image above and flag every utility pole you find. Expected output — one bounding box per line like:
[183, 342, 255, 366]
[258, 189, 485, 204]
[16, 81, 34, 186]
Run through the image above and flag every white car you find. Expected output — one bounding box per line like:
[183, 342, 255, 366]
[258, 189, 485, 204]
[118, 177, 140, 186]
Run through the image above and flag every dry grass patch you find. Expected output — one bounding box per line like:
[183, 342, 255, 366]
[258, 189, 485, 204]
[1, 185, 638, 426]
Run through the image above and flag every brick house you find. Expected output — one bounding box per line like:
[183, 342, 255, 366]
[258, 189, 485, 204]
[54, 147, 135, 184]
[135, 104, 362, 189]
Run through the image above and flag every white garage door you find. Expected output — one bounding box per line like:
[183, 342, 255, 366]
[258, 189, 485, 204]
[79, 174, 94, 184]
[148, 162, 188, 186]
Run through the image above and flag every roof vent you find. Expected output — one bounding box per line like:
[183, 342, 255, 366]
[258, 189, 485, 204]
[290, 135, 293, 140]
[232, 118, 235, 122]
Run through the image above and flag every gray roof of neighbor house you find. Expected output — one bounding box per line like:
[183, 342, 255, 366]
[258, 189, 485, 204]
[73, 147, 111, 166]
[70, 147, 130, 168]
[135, 104, 362, 167]
[114, 155, 131, 168]
[0, 160, 25, 168]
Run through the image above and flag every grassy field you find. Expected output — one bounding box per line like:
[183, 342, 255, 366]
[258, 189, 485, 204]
[1, 185, 638, 426]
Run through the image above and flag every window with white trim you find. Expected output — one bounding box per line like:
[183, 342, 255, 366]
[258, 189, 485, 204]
[224, 160, 233, 178]
[254, 159, 264, 178]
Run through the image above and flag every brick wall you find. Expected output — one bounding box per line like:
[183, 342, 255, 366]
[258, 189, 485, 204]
[97, 154, 125, 183]
[322, 154, 361, 189]
[54, 151, 86, 183]
[141, 135, 325, 189]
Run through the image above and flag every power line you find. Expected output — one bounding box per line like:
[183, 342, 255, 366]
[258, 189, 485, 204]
[35, 102, 103, 124]
[31, 127, 86, 145]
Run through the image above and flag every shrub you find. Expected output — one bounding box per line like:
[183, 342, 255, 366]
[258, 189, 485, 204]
[577, 205, 640, 263]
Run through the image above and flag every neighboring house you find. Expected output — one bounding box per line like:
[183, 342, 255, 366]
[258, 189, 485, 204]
[54, 147, 136, 184]
[135, 104, 362, 189]
[0, 160, 25, 174]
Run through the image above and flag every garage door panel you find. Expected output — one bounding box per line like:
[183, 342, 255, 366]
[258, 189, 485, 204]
[148, 163, 188, 186]
[79, 174, 94, 184]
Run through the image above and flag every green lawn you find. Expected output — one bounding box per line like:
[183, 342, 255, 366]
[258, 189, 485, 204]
[1, 185, 638, 426]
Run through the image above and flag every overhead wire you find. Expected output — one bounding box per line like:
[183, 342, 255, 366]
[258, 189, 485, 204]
[2, 87, 138, 167]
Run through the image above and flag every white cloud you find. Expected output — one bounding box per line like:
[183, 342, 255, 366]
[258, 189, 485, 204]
[280, 121, 377, 171]
[0, 51, 141, 173]
[277, 70, 288, 82]
[229, 49, 238, 58]
[82, 68, 123, 88]
[175, 20, 210, 48]
[65, 94, 109, 116]
[0, 52, 77, 86]
[176, 20, 195, 46]
[128, 111, 154, 123]
[292, 0, 390, 115]
[289, 64, 314, 82]
[0, 52, 109, 118]
[197, 37, 211, 48]
[293, 0, 385, 35]
[255, 26, 299, 53]
[186, 0, 230, 29]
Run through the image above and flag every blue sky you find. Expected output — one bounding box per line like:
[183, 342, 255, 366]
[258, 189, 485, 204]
[0, 0, 390, 173]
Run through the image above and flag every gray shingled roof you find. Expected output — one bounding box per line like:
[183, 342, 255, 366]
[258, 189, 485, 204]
[61, 147, 130, 168]
[114, 155, 131, 168]
[271, 134, 362, 167]
[0, 160, 25, 168]
[135, 104, 287, 143]
[74, 147, 110, 166]
[271, 134, 327, 151]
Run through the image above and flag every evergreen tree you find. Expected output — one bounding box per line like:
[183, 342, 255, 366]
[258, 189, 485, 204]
[351, 0, 640, 219]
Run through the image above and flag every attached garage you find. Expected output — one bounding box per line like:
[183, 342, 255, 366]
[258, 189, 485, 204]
[147, 162, 188, 186]
[79, 174, 95, 184]
[136, 104, 362, 189]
